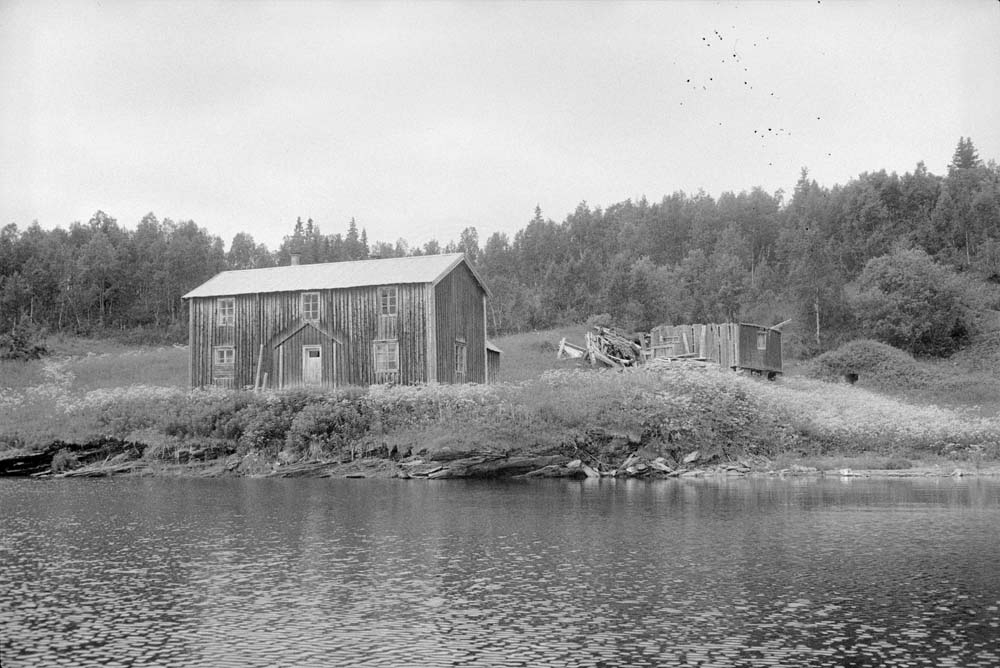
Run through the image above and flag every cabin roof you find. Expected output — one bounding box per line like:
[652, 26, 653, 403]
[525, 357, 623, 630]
[183, 253, 490, 299]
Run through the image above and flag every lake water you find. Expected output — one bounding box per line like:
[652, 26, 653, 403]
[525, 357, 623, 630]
[1, 476, 999, 667]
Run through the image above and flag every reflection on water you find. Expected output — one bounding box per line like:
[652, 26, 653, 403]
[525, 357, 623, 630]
[1, 477, 999, 667]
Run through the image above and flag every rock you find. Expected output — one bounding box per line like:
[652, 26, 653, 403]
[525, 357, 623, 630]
[581, 464, 601, 478]
[409, 464, 444, 477]
[567, 459, 582, 469]
[434, 455, 570, 479]
[682, 450, 700, 464]
[519, 464, 586, 479]
[649, 460, 672, 473]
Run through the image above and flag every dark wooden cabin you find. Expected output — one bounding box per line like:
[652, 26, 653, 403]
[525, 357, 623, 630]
[183, 253, 495, 389]
[646, 322, 783, 377]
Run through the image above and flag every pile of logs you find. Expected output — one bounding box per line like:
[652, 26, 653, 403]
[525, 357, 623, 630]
[558, 326, 642, 369]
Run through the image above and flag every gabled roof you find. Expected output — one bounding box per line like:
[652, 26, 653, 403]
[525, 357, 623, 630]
[183, 253, 490, 299]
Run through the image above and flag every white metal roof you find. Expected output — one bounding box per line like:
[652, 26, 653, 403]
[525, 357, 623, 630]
[183, 253, 490, 299]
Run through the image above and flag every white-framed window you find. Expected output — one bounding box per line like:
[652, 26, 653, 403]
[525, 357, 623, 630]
[214, 346, 235, 367]
[217, 297, 235, 326]
[301, 292, 320, 321]
[373, 340, 399, 373]
[756, 330, 768, 351]
[378, 286, 397, 315]
[454, 338, 467, 376]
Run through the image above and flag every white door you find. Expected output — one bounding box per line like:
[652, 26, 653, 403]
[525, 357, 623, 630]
[302, 345, 322, 386]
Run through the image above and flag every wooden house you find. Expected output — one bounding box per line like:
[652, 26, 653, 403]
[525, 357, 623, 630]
[182, 253, 495, 389]
[646, 322, 783, 378]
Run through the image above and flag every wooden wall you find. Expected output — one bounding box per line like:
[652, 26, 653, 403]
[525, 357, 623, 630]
[433, 262, 487, 383]
[188, 283, 431, 388]
[735, 324, 782, 374]
[487, 348, 501, 383]
[646, 323, 782, 374]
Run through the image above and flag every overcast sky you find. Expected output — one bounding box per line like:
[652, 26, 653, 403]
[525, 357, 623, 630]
[2, 0, 998, 252]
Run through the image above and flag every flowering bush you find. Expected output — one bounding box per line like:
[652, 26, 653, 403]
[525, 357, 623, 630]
[757, 375, 1000, 455]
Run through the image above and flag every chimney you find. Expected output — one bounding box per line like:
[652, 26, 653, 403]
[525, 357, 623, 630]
[290, 253, 301, 266]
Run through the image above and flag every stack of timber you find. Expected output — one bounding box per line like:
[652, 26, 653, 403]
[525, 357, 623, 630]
[558, 326, 643, 368]
[647, 323, 734, 366]
[558, 321, 785, 376]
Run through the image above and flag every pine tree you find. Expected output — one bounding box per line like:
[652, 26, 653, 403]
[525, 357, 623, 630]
[950, 137, 981, 170]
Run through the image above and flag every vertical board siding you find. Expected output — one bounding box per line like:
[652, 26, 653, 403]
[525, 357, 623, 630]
[646, 322, 781, 374]
[487, 349, 501, 383]
[189, 283, 430, 388]
[187, 261, 492, 388]
[434, 263, 487, 383]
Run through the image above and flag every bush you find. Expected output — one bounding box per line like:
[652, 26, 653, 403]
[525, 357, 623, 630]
[0, 320, 47, 361]
[284, 396, 375, 459]
[849, 248, 976, 356]
[803, 339, 932, 389]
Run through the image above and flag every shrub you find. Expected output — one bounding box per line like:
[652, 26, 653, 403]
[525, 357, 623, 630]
[0, 320, 47, 361]
[803, 339, 932, 389]
[284, 395, 376, 459]
[849, 248, 976, 356]
[50, 448, 79, 472]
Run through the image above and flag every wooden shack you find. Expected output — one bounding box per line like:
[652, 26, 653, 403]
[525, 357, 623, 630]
[646, 322, 783, 377]
[486, 340, 502, 382]
[182, 253, 495, 389]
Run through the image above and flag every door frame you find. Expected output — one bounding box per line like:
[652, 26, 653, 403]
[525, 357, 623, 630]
[302, 344, 323, 386]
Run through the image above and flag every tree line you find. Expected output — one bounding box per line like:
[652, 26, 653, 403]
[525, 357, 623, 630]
[2, 138, 998, 356]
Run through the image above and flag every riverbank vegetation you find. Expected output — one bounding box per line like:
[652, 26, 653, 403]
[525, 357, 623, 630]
[2, 137, 999, 475]
[2, 330, 998, 477]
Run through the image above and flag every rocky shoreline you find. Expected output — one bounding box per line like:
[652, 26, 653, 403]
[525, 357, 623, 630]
[2, 439, 997, 481]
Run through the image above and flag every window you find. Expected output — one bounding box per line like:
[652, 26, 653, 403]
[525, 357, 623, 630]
[378, 286, 398, 315]
[214, 346, 235, 367]
[301, 292, 320, 321]
[756, 330, 768, 351]
[217, 298, 235, 326]
[455, 339, 467, 376]
[374, 341, 399, 373]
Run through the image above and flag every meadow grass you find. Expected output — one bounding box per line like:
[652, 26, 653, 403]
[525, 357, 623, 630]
[1, 330, 998, 469]
[0, 337, 188, 452]
[491, 326, 593, 382]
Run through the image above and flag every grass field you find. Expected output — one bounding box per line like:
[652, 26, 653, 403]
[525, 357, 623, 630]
[0, 339, 188, 450]
[2, 328, 998, 467]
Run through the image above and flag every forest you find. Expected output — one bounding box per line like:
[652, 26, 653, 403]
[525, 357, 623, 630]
[2, 138, 999, 359]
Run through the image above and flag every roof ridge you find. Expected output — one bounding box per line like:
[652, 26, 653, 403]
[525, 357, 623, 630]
[216, 252, 466, 275]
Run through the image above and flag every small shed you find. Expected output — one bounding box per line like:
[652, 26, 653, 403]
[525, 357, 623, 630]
[486, 340, 502, 383]
[646, 322, 782, 377]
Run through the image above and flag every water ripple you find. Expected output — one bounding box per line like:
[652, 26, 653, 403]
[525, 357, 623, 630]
[1, 477, 999, 667]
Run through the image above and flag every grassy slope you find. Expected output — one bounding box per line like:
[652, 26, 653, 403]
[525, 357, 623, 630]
[2, 328, 998, 470]
[0, 338, 188, 449]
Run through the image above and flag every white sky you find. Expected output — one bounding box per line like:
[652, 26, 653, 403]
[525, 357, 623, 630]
[2, 0, 999, 251]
